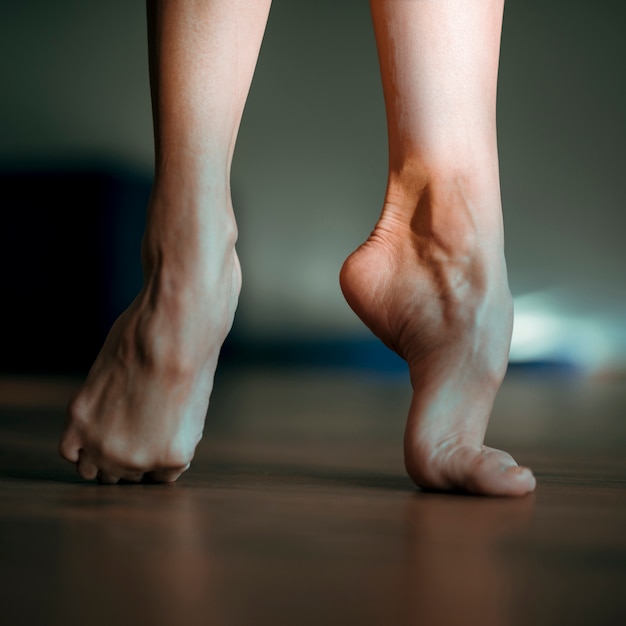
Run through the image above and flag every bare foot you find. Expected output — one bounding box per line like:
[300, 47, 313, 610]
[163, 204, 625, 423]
[340, 175, 536, 496]
[59, 189, 240, 484]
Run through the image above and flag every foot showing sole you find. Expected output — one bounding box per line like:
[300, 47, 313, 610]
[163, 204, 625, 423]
[340, 178, 535, 496]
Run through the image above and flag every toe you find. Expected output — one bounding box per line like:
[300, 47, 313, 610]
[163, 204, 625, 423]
[119, 472, 145, 484]
[76, 452, 99, 481]
[146, 464, 190, 484]
[464, 449, 536, 496]
[502, 465, 537, 495]
[96, 471, 121, 485]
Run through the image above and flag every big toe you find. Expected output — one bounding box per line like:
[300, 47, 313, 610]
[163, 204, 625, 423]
[408, 446, 537, 496]
[462, 448, 536, 496]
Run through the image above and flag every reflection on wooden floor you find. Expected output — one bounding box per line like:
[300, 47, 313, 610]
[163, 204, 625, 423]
[0, 368, 625, 626]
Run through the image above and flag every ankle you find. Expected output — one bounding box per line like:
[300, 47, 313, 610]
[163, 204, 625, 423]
[141, 221, 238, 280]
[140, 182, 239, 282]
[381, 161, 505, 262]
[128, 268, 236, 371]
[148, 149, 238, 255]
[366, 163, 513, 336]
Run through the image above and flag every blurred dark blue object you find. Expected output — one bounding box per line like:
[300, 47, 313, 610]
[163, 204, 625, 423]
[0, 162, 150, 374]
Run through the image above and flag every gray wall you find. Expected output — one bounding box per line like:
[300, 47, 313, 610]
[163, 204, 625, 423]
[2, 1, 625, 363]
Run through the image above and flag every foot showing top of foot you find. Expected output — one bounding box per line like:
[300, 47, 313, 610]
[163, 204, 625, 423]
[59, 192, 241, 484]
[340, 176, 535, 496]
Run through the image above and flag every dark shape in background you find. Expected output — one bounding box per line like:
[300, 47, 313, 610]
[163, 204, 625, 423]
[0, 163, 150, 374]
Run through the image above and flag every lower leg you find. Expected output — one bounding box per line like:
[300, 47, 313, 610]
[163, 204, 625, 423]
[59, 0, 272, 483]
[341, 0, 535, 495]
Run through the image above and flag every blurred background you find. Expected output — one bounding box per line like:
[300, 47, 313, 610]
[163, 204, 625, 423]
[1, 0, 624, 375]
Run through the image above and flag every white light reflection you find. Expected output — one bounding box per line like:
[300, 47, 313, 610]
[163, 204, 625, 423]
[510, 291, 621, 372]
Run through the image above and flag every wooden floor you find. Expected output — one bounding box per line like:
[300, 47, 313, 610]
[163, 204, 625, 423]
[1, 367, 625, 626]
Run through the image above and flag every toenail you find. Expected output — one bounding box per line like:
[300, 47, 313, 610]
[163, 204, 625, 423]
[509, 466, 530, 477]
